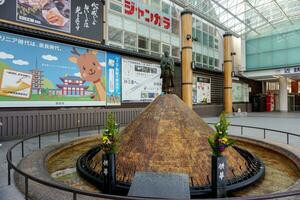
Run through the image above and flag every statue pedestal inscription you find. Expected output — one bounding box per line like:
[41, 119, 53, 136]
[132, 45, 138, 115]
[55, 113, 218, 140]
[128, 172, 190, 199]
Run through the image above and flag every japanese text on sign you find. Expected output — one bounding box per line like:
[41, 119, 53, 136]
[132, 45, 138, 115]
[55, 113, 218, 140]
[75, 2, 99, 31]
[124, 0, 171, 30]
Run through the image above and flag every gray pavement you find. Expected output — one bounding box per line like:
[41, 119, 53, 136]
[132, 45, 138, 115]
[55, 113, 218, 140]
[0, 112, 300, 200]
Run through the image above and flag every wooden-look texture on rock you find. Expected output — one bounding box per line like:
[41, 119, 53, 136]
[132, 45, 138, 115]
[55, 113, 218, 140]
[115, 94, 247, 186]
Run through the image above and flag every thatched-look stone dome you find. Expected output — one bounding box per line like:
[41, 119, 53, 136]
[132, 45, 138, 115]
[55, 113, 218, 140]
[115, 94, 247, 186]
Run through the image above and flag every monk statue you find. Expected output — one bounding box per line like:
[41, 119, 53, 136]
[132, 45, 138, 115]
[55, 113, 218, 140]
[160, 51, 174, 94]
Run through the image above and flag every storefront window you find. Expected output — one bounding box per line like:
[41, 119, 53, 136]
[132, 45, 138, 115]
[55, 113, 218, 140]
[162, 2, 170, 15]
[172, 46, 180, 58]
[196, 30, 202, 43]
[202, 23, 208, 32]
[172, 18, 179, 35]
[124, 31, 137, 48]
[110, 2, 122, 13]
[108, 26, 123, 44]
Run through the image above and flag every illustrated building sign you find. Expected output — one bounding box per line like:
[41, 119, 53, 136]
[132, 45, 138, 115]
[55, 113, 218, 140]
[124, 0, 171, 30]
[56, 76, 88, 96]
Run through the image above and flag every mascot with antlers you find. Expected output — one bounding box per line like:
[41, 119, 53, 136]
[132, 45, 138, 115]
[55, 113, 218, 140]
[69, 47, 106, 101]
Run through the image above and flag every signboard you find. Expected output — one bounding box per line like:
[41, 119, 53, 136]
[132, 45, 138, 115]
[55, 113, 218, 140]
[281, 66, 300, 75]
[192, 76, 211, 104]
[232, 82, 249, 103]
[122, 58, 161, 102]
[0, 0, 103, 43]
[0, 31, 121, 107]
[124, 0, 171, 31]
[106, 52, 121, 106]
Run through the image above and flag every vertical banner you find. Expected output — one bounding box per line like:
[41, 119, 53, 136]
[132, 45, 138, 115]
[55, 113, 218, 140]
[0, 31, 109, 107]
[0, 0, 103, 43]
[122, 58, 161, 102]
[106, 52, 121, 106]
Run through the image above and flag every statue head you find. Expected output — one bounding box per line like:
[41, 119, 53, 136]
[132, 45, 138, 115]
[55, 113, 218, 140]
[164, 51, 169, 57]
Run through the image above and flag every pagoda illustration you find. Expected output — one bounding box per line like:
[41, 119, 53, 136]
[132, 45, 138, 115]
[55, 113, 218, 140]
[30, 59, 43, 95]
[56, 76, 88, 96]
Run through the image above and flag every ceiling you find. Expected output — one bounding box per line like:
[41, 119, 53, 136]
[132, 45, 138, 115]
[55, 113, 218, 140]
[174, 0, 300, 37]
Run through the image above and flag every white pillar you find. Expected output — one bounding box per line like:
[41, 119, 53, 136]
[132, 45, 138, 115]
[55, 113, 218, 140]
[279, 77, 288, 112]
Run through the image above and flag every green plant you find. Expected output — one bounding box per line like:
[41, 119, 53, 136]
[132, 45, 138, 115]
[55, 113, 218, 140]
[100, 113, 120, 154]
[208, 112, 235, 156]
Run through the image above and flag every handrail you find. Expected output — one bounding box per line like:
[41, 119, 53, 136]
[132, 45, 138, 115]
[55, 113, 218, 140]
[6, 123, 300, 200]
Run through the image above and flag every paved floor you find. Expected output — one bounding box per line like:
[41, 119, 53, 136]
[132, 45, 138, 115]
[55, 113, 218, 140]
[0, 112, 300, 200]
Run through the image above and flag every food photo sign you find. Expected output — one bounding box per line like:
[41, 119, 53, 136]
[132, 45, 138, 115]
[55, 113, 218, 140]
[0, 31, 121, 107]
[0, 0, 103, 43]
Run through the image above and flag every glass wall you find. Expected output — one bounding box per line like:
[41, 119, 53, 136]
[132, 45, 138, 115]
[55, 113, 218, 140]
[106, 0, 222, 71]
[246, 29, 300, 71]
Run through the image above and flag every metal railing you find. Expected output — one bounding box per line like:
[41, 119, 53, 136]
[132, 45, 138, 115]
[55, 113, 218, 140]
[6, 123, 300, 200]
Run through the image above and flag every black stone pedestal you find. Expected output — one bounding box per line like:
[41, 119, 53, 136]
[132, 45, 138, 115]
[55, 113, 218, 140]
[211, 155, 227, 198]
[102, 153, 116, 194]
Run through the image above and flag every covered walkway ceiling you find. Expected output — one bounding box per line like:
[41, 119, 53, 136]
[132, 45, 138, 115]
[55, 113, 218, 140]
[174, 0, 300, 37]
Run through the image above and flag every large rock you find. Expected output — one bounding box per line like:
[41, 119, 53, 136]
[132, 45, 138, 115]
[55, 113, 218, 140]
[116, 94, 247, 186]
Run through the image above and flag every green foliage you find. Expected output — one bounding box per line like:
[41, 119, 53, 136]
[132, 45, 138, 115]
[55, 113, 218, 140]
[208, 112, 235, 156]
[100, 113, 120, 154]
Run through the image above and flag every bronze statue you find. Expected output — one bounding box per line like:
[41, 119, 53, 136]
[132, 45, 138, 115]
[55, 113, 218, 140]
[160, 51, 174, 94]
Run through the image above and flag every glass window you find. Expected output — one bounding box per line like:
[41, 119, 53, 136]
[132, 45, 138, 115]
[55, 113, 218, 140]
[162, 2, 170, 15]
[138, 35, 149, 50]
[196, 20, 201, 30]
[152, 0, 160, 10]
[172, 46, 180, 58]
[110, 2, 122, 13]
[108, 26, 123, 44]
[203, 32, 208, 46]
[162, 44, 171, 54]
[192, 52, 196, 61]
[196, 53, 202, 63]
[196, 30, 202, 43]
[203, 55, 208, 64]
[151, 40, 160, 53]
[209, 26, 214, 35]
[192, 28, 197, 39]
[215, 59, 219, 67]
[172, 6, 180, 18]
[172, 18, 179, 35]
[215, 38, 219, 49]
[124, 31, 137, 47]
[203, 23, 208, 32]
[209, 57, 214, 67]
[209, 35, 214, 48]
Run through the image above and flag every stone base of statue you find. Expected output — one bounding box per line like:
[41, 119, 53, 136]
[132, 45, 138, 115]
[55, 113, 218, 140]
[102, 153, 116, 194]
[211, 155, 227, 198]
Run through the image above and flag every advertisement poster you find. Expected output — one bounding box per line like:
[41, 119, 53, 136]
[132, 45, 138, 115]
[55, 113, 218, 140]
[0, 0, 103, 43]
[232, 82, 249, 102]
[122, 58, 161, 102]
[0, 31, 116, 107]
[192, 76, 211, 104]
[106, 52, 121, 106]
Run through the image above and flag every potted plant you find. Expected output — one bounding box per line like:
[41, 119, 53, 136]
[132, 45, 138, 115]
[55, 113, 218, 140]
[100, 113, 120, 194]
[208, 112, 234, 198]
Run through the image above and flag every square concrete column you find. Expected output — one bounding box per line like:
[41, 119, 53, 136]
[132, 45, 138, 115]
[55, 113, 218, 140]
[279, 76, 288, 112]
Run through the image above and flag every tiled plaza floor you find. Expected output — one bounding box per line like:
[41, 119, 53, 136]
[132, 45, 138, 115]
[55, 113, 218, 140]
[0, 112, 300, 200]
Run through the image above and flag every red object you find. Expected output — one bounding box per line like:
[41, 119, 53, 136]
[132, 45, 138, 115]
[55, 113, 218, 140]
[266, 93, 274, 112]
